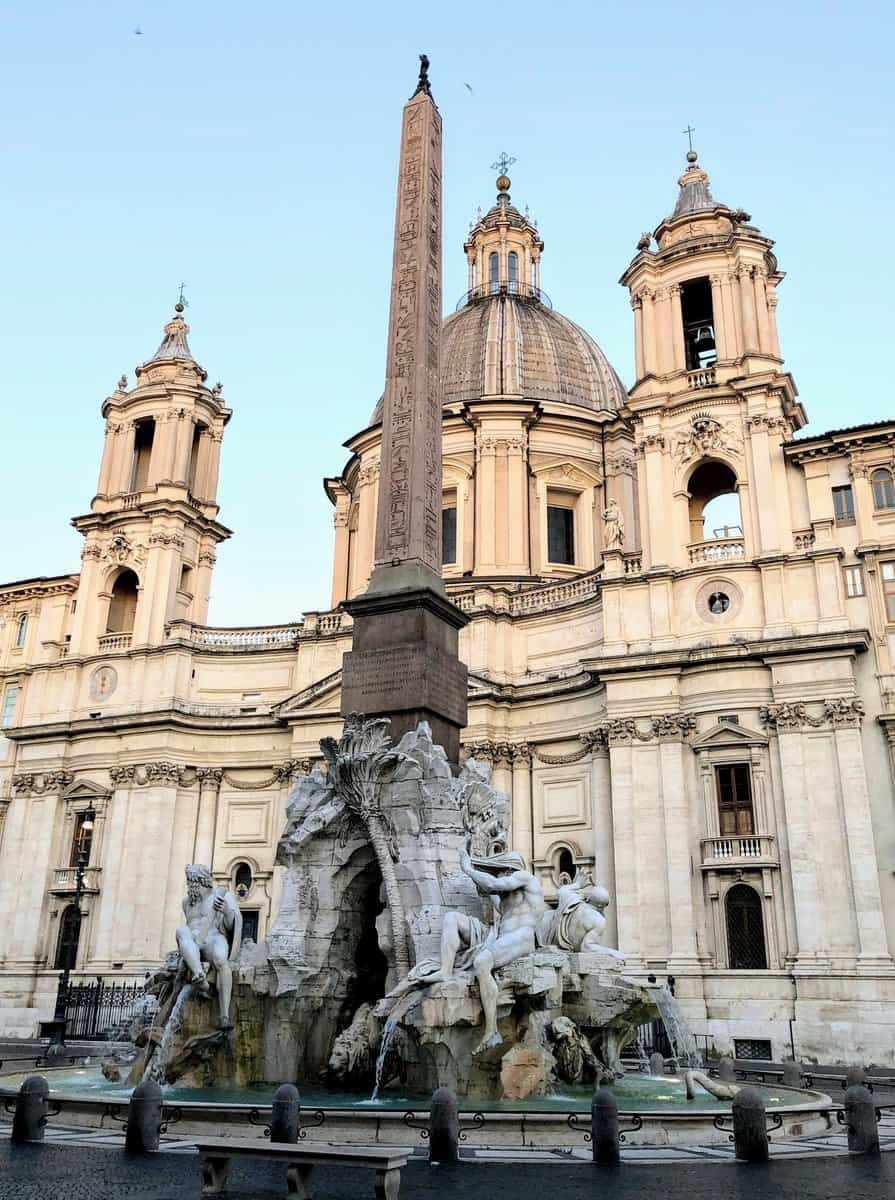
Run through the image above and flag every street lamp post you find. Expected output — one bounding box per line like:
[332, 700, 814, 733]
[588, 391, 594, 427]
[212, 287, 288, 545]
[47, 801, 95, 1049]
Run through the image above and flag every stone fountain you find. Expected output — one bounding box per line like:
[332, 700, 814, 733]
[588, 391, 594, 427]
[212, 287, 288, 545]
[130, 716, 657, 1102]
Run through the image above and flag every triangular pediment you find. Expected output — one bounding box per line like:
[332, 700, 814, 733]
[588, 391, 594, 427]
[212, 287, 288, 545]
[691, 721, 768, 749]
[62, 778, 111, 801]
[274, 670, 342, 718]
[533, 458, 603, 488]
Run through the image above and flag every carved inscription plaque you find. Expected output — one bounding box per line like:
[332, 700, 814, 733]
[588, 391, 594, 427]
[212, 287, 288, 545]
[341, 643, 467, 729]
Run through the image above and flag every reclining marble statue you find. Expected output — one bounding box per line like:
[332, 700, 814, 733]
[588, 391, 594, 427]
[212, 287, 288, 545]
[387, 848, 545, 1054]
[175, 864, 242, 1031]
[540, 872, 624, 958]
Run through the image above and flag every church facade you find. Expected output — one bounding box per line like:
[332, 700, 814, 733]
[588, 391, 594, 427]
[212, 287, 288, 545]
[2, 151, 894, 1064]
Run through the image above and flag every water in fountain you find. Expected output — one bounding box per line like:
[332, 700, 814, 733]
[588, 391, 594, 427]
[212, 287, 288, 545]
[370, 1016, 398, 1102]
[144, 985, 193, 1083]
[650, 986, 703, 1069]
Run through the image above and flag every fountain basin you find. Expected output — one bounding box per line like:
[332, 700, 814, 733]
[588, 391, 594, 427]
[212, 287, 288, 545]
[0, 1067, 835, 1148]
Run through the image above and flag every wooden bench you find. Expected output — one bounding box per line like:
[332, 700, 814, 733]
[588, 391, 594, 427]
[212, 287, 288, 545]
[194, 1136, 411, 1199]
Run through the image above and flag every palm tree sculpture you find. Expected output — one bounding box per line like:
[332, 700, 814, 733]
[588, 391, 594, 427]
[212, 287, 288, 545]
[320, 714, 411, 978]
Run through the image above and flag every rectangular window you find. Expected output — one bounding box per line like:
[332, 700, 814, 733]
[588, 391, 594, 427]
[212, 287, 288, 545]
[70, 811, 94, 868]
[442, 499, 457, 565]
[832, 485, 855, 524]
[882, 562, 895, 622]
[241, 910, 260, 942]
[844, 565, 865, 598]
[1, 686, 20, 728]
[715, 763, 755, 836]
[547, 503, 575, 565]
[680, 277, 717, 371]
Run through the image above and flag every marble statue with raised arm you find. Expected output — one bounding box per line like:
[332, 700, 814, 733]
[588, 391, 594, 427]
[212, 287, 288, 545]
[175, 864, 242, 1031]
[390, 849, 545, 1054]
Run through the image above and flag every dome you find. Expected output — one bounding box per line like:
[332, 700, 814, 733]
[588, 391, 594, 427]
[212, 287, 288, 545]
[370, 294, 627, 423]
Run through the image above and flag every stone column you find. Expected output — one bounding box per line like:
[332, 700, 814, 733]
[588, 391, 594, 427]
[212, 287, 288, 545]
[708, 275, 727, 360]
[833, 721, 892, 963]
[193, 550, 216, 624]
[331, 506, 351, 609]
[768, 720, 825, 962]
[476, 436, 498, 572]
[116, 423, 137, 493]
[669, 284, 685, 371]
[738, 267, 759, 353]
[747, 421, 780, 553]
[96, 422, 121, 495]
[656, 287, 673, 375]
[608, 739, 641, 965]
[506, 436, 528, 573]
[589, 741, 617, 947]
[193, 769, 223, 866]
[659, 733, 699, 965]
[172, 413, 194, 485]
[148, 413, 175, 486]
[192, 429, 214, 499]
[720, 273, 742, 359]
[510, 744, 533, 867]
[641, 290, 658, 376]
[638, 436, 667, 568]
[353, 463, 379, 595]
[632, 296, 645, 381]
[767, 293, 781, 358]
[753, 268, 772, 353]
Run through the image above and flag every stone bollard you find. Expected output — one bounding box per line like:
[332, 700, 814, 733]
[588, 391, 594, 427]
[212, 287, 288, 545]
[270, 1084, 301, 1144]
[429, 1087, 460, 1164]
[11, 1076, 51, 1144]
[717, 1056, 736, 1083]
[591, 1086, 620, 1167]
[781, 1060, 802, 1089]
[845, 1063, 867, 1089]
[732, 1087, 769, 1162]
[649, 1052, 665, 1077]
[125, 1080, 163, 1153]
[843, 1085, 880, 1155]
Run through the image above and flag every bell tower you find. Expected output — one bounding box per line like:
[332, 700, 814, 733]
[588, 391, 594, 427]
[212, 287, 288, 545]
[619, 151, 806, 569]
[68, 305, 232, 655]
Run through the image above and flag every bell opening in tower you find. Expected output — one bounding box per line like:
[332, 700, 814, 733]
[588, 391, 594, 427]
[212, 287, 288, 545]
[680, 277, 717, 371]
[129, 418, 155, 492]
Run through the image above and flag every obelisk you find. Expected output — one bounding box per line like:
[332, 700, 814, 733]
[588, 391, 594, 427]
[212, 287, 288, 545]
[340, 56, 468, 763]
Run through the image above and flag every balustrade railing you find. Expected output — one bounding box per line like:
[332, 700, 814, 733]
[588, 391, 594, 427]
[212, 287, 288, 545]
[455, 280, 552, 310]
[97, 633, 132, 652]
[688, 537, 745, 564]
[700, 834, 777, 867]
[687, 366, 717, 389]
[52, 867, 102, 892]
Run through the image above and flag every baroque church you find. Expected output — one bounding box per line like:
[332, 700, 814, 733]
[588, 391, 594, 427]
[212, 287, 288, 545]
[1, 146, 894, 1065]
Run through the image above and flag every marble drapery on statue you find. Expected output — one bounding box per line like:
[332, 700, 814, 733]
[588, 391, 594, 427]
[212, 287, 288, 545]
[383, 848, 546, 1054]
[174, 864, 242, 1030]
[539, 873, 624, 959]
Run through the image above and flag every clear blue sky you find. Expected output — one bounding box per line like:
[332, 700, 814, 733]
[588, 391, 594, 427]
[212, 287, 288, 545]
[2, 1, 892, 625]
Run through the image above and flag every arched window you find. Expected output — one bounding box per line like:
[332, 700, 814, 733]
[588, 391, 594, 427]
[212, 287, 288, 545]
[14, 614, 27, 648]
[687, 460, 742, 548]
[725, 884, 767, 969]
[508, 251, 518, 294]
[129, 418, 155, 493]
[234, 862, 253, 899]
[557, 847, 577, 881]
[55, 904, 82, 971]
[106, 569, 139, 634]
[871, 468, 895, 511]
[489, 252, 499, 294]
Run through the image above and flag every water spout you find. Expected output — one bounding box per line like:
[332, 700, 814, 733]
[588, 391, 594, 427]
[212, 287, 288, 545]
[370, 1016, 399, 1102]
[143, 984, 193, 1084]
[649, 986, 702, 1070]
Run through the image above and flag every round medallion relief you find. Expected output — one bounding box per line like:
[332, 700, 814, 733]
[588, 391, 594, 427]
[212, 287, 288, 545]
[90, 665, 118, 700]
[695, 578, 742, 623]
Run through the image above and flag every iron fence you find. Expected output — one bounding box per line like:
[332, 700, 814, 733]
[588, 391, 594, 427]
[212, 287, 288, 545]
[56, 977, 148, 1040]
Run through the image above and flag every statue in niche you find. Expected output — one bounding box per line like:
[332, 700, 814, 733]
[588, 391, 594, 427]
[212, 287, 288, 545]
[175, 864, 242, 1030]
[603, 498, 625, 551]
[387, 849, 545, 1054]
[540, 872, 624, 960]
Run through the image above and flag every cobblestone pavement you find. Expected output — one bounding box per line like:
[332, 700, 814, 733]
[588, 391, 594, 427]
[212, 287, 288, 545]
[1, 1123, 895, 1200]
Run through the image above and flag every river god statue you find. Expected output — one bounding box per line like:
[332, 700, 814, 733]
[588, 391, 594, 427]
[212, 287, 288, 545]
[175, 864, 242, 1030]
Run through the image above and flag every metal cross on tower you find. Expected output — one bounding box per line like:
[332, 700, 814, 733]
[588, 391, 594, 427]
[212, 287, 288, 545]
[177, 281, 189, 308]
[682, 125, 696, 153]
[491, 152, 517, 175]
